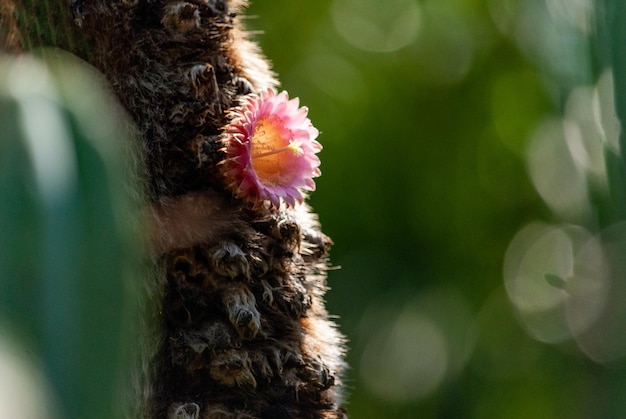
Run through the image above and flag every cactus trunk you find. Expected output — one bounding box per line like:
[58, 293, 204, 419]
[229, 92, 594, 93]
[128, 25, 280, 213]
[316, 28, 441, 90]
[2, 1, 346, 418]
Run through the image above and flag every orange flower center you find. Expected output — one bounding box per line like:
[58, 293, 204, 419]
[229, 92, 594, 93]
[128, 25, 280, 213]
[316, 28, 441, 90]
[251, 115, 301, 185]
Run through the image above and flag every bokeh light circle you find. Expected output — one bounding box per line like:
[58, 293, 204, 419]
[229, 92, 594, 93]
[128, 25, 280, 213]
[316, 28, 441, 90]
[504, 223, 608, 344]
[359, 289, 475, 402]
[360, 311, 447, 402]
[331, 0, 421, 53]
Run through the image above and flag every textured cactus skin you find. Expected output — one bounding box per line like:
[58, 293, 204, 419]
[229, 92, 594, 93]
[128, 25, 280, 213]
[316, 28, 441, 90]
[3, 1, 347, 418]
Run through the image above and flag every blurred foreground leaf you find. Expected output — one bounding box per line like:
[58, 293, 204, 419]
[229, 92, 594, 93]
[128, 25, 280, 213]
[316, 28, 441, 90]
[0, 50, 143, 419]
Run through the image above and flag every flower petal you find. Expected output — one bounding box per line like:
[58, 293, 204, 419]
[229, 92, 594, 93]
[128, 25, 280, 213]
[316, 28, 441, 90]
[220, 88, 322, 209]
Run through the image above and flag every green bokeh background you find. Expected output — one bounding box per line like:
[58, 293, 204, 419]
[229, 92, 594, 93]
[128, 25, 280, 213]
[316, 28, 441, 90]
[247, 0, 626, 417]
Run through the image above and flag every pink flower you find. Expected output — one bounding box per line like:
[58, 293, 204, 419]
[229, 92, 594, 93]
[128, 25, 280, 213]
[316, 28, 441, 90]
[220, 89, 322, 209]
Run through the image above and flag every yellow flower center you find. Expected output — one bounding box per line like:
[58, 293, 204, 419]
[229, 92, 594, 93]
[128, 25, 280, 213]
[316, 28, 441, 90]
[250, 116, 300, 185]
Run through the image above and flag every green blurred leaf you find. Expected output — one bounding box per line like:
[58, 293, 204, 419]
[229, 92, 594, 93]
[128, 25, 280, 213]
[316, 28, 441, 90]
[0, 51, 142, 419]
